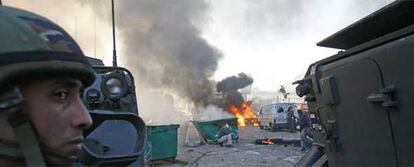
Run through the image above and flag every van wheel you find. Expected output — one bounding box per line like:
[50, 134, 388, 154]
[260, 125, 264, 129]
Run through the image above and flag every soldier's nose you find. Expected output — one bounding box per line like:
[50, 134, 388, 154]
[72, 96, 93, 129]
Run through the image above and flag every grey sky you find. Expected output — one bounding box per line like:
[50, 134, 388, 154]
[203, 0, 393, 91]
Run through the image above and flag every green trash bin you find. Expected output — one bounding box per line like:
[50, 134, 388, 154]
[145, 124, 180, 163]
[191, 118, 238, 143]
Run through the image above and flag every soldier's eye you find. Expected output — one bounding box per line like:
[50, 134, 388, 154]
[53, 89, 69, 101]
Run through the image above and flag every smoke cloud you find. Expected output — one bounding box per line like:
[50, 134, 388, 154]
[216, 72, 253, 107]
[84, 0, 222, 106]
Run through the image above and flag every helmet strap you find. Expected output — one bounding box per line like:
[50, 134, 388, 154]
[0, 87, 46, 167]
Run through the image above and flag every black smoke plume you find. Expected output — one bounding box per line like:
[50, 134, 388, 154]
[216, 73, 253, 107]
[83, 0, 222, 106]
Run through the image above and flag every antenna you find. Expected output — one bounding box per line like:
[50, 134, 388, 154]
[111, 0, 117, 67]
[94, 10, 97, 58]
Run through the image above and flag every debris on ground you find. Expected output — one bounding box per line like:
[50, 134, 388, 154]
[150, 126, 304, 167]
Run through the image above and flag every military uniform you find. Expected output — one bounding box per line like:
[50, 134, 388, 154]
[0, 6, 95, 166]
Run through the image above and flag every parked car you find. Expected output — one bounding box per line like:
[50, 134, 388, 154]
[258, 103, 299, 131]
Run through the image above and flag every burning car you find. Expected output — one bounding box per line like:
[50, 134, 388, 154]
[228, 101, 259, 127]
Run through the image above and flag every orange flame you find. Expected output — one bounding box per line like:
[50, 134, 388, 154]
[228, 101, 258, 127]
[261, 138, 274, 145]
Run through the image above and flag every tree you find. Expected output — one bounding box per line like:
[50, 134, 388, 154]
[278, 85, 290, 99]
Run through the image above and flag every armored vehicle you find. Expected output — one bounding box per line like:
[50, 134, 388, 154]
[295, 1, 414, 166]
[78, 57, 147, 166]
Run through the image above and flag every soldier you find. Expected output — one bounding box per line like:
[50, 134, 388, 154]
[0, 6, 95, 166]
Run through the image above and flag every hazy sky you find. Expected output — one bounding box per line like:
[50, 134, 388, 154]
[203, 0, 393, 91]
[4, 0, 393, 93]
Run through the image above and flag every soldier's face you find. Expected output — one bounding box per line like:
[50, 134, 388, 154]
[20, 78, 92, 162]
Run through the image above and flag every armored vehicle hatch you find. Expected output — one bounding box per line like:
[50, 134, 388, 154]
[318, 1, 414, 50]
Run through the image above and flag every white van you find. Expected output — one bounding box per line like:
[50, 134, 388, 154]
[258, 103, 299, 130]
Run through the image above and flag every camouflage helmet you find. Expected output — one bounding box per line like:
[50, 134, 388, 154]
[0, 6, 95, 87]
